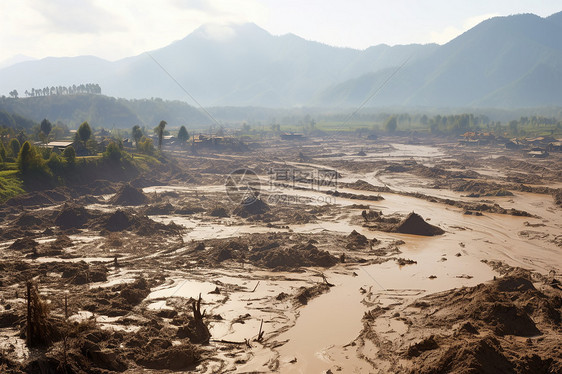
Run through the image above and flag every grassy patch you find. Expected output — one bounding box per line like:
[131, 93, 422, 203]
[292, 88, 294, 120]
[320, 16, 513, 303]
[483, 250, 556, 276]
[0, 169, 25, 202]
[131, 153, 161, 171]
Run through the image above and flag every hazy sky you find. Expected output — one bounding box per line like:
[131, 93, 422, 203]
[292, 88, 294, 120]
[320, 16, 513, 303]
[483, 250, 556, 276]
[1, 0, 561, 64]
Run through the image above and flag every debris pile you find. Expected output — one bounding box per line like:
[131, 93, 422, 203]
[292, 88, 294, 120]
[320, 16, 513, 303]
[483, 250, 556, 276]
[249, 241, 338, 269]
[395, 212, 445, 236]
[55, 204, 91, 229]
[233, 197, 270, 217]
[346, 230, 370, 249]
[396, 269, 562, 373]
[362, 211, 444, 236]
[91, 209, 181, 236]
[8, 237, 39, 251]
[109, 184, 149, 206]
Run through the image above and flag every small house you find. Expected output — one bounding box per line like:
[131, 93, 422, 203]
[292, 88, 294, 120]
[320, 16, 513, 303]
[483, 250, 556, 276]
[46, 141, 74, 152]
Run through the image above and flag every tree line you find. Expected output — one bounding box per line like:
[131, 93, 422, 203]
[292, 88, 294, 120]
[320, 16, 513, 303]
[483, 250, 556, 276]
[8, 83, 102, 99]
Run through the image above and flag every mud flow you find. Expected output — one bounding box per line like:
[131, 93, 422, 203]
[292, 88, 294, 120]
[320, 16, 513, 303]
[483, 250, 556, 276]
[1, 136, 561, 373]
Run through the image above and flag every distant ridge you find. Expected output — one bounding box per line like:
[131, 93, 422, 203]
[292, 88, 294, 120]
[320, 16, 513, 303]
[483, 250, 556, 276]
[320, 12, 562, 108]
[1, 12, 562, 109]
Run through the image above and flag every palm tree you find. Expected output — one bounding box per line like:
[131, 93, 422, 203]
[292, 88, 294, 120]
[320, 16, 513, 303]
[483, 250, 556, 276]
[155, 120, 167, 150]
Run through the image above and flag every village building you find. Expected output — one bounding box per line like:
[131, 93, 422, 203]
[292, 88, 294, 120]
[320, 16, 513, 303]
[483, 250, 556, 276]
[45, 141, 74, 152]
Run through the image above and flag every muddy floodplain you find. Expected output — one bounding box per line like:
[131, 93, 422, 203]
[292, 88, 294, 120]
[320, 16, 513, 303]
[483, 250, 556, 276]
[1, 135, 561, 373]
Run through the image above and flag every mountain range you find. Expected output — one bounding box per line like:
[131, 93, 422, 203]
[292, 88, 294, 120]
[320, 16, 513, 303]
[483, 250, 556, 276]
[1, 11, 561, 109]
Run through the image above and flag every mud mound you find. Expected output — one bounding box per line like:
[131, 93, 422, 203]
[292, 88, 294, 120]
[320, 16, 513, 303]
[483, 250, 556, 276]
[104, 210, 133, 231]
[249, 242, 337, 269]
[327, 190, 384, 201]
[346, 230, 369, 249]
[55, 204, 90, 229]
[361, 210, 384, 221]
[395, 212, 444, 236]
[83, 278, 152, 317]
[406, 335, 439, 357]
[294, 283, 331, 305]
[175, 204, 205, 215]
[286, 211, 313, 224]
[59, 261, 108, 284]
[385, 164, 409, 173]
[494, 272, 535, 292]
[88, 179, 117, 195]
[43, 189, 69, 202]
[9, 237, 39, 251]
[144, 203, 175, 215]
[209, 206, 229, 217]
[209, 240, 248, 262]
[91, 209, 181, 236]
[471, 301, 540, 336]
[75, 194, 101, 205]
[50, 235, 73, 249]
[453, 180, 514, 196]
[13, 213, 44, 228]
[109, 184, 148, 206]
[407, 271, 560, 336]
[216, 247, 234, 262]
[233, 197, 270, 217]
[346, 179, 391, 192]
[399, 270, 562, 373]
[414, 336, 514, 374]
[136, 344, 200, 370]
[6, 192, 54, 207]
[120, 277, 150, 305]
[204, 235, 338, 269]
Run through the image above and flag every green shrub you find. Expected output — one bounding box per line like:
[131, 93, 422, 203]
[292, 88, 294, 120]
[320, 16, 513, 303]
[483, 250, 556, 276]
[0, 141, 6, 162]
[138, 136, 155, 155]
[46, 153, 64, 175]
[62, 146, 76, 166]
[17, 141, 51, 179]
[103, 141, 122, 162]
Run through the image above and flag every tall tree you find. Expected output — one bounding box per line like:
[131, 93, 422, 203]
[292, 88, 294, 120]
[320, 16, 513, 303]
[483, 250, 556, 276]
[77, 121, 92, 143]
[131, 125, 143, 146]
[0, 141, 6, 162]
[40, 118, 52, 139]
[17, 141, 39, 174]
[178, 125, 189, 145]
[155, 120, 166, 150]
[9, 138, 21, 158]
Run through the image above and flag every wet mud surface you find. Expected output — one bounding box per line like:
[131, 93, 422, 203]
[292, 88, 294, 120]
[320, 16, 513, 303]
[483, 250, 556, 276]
[1, 135, 561, 373]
